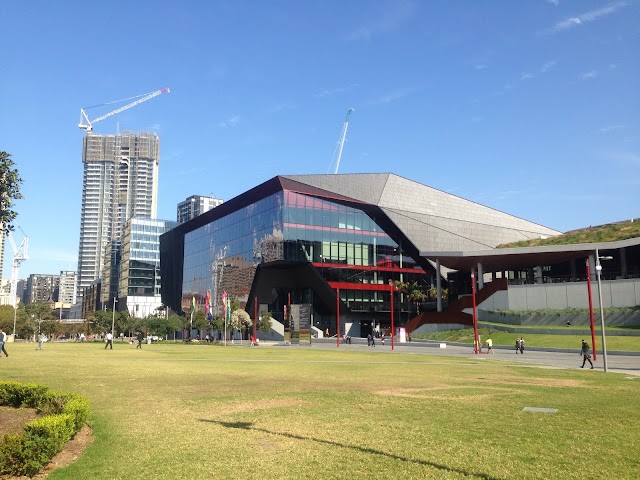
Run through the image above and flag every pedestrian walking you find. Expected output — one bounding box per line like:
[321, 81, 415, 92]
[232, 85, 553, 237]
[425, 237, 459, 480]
[36, 333, 43, 350]
[0, 328, 8, 357]
[581, 339, 594, 369]
[367, 333, 372, 347]
[381, 335, 385, 346]
[105, 332, 113, 350]
[136, 332, 143, 349]
[515, 338, 521, 354]
[486, 338, 494, 354]
[519, 337, 525, 354]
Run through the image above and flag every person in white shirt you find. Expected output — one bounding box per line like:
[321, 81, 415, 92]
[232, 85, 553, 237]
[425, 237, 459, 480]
[105, 332, 113, 350]
[0, 328, 8, 357]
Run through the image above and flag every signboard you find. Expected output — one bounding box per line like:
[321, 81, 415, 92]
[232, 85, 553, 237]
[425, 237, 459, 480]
[289, 304, 312, 345]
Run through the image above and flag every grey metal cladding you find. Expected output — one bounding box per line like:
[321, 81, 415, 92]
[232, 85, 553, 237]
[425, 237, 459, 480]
[281, 173, 561, 253]
[281, 173, 390, 205]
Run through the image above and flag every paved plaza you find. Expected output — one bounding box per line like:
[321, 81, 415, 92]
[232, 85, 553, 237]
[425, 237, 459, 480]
[295, 338, 640, 377]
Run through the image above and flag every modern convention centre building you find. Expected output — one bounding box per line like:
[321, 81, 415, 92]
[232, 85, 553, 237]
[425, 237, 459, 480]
[161, 173, 613, 339]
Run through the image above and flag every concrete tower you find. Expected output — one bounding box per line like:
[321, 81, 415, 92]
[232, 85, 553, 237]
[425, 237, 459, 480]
[76, 132, 159, 300]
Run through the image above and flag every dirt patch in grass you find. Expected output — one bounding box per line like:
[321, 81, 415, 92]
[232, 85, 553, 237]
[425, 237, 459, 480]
[474, 376, 587, 388]
[0, 406, 93, 479]
[373, 387, 506, 401]
[0, 406, 38, 436]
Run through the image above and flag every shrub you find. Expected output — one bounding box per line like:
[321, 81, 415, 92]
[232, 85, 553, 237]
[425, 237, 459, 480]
[0, 382, 48, 408]
[0, 382, 90, 477]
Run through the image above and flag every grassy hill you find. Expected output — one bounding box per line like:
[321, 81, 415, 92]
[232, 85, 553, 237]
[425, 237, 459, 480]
[497, 219, 640, 248]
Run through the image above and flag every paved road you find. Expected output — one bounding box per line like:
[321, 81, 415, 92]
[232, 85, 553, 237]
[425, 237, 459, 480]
[280, 338, 640, 377]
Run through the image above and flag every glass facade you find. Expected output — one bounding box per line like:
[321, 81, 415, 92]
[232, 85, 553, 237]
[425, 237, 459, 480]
[120, 218, 177, 298]
[182, 190, 428, 335]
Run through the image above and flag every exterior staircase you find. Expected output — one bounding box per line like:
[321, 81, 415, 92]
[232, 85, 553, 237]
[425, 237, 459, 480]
[404, 278, 508, 333]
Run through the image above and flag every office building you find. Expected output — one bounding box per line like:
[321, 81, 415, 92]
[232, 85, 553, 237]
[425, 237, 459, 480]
[24, 273, 60, 304]
[177, 195, 224, 224]
[119, 217, 177, 318]
[76, 132, 160, 300]
[57, 270, 77, 305]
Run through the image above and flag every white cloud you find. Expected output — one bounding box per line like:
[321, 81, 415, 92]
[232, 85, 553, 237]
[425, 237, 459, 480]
[474, 64, 487, 71]
[579, 70, 598, 80]
[373, 87, 413, 104]
[546, 0, 559, 6]
[217, 115, 240, 128]
[549, 1, 629, 33]
[599, 125, 624, 134]
[541, 60, 557, 73]
[520, 72, 534, 80]
[270, 103, 296, 113]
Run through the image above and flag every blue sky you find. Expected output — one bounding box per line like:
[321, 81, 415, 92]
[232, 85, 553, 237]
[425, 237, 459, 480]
[1, 0, 638, 278]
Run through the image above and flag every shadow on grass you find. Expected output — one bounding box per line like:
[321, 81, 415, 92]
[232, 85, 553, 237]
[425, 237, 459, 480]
[200, 419, 497, 479]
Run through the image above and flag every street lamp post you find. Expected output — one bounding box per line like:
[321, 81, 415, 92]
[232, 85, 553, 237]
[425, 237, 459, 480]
[111, 297, 118, 339]
[595, 249, 613, 373]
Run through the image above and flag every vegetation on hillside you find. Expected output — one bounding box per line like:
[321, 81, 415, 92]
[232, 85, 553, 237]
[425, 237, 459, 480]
[497, 219, 640, 248]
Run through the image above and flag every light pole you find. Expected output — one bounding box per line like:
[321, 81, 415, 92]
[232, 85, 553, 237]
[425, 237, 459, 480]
[111, 297, 118, 338]
[595, 250, 613, 372]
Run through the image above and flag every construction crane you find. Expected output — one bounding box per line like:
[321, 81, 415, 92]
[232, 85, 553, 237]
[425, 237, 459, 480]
[329, 108, 354, 174]
[8, 227, 28, 337]
[78, 88, 170, 133]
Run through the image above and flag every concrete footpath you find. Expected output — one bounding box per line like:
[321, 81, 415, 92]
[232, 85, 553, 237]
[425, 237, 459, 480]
[276, 338, 640, 377]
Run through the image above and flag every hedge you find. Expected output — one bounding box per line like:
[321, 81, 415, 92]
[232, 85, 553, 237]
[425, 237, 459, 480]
[0, 382, 90, 477]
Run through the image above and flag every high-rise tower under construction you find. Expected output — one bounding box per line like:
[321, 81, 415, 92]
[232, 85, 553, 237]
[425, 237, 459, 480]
[76, 132, 159, 300]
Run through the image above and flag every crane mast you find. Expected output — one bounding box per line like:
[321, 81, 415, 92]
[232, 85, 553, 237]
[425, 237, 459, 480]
[7, 228, 28, 337]
[78, 88, 170, 133]
[330, 108, 354, 174]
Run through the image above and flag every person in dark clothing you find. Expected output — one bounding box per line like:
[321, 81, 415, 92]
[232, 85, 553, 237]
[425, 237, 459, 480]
[136, 332, 143, 349]
[581, 340, 594, 369]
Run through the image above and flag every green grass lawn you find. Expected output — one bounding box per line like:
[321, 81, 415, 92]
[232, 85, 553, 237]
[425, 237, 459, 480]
[1, 341, 639, 479]
[413, 328, 640, 351]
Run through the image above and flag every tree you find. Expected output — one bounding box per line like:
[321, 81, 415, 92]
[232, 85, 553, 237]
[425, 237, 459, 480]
[230, 309, 251, 339]
[0, 151, 23, 233]
[25, 302, 54, 336]
[193, 310, 207, 337]
[408, 283, 427, 314]
[258, 309, 272, 334]
[168, 313, 184, 340]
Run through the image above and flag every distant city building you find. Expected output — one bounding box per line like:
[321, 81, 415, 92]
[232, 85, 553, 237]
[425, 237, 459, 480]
[119, 217, 177, 318]
[177, 195, 223, 224]
[100, 240, 121, 308]
[0, 279, 12, 306]
[24, 274, 60, 304]
[16, 279, 26, 305]
[57, 270, 77, 305]
[81, 280, 102, 319]
[76, 132, 160, 300]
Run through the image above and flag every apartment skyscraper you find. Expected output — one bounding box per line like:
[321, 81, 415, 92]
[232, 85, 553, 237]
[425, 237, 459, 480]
[177, 195, 224, 224]
[76, 132, 160, 300]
